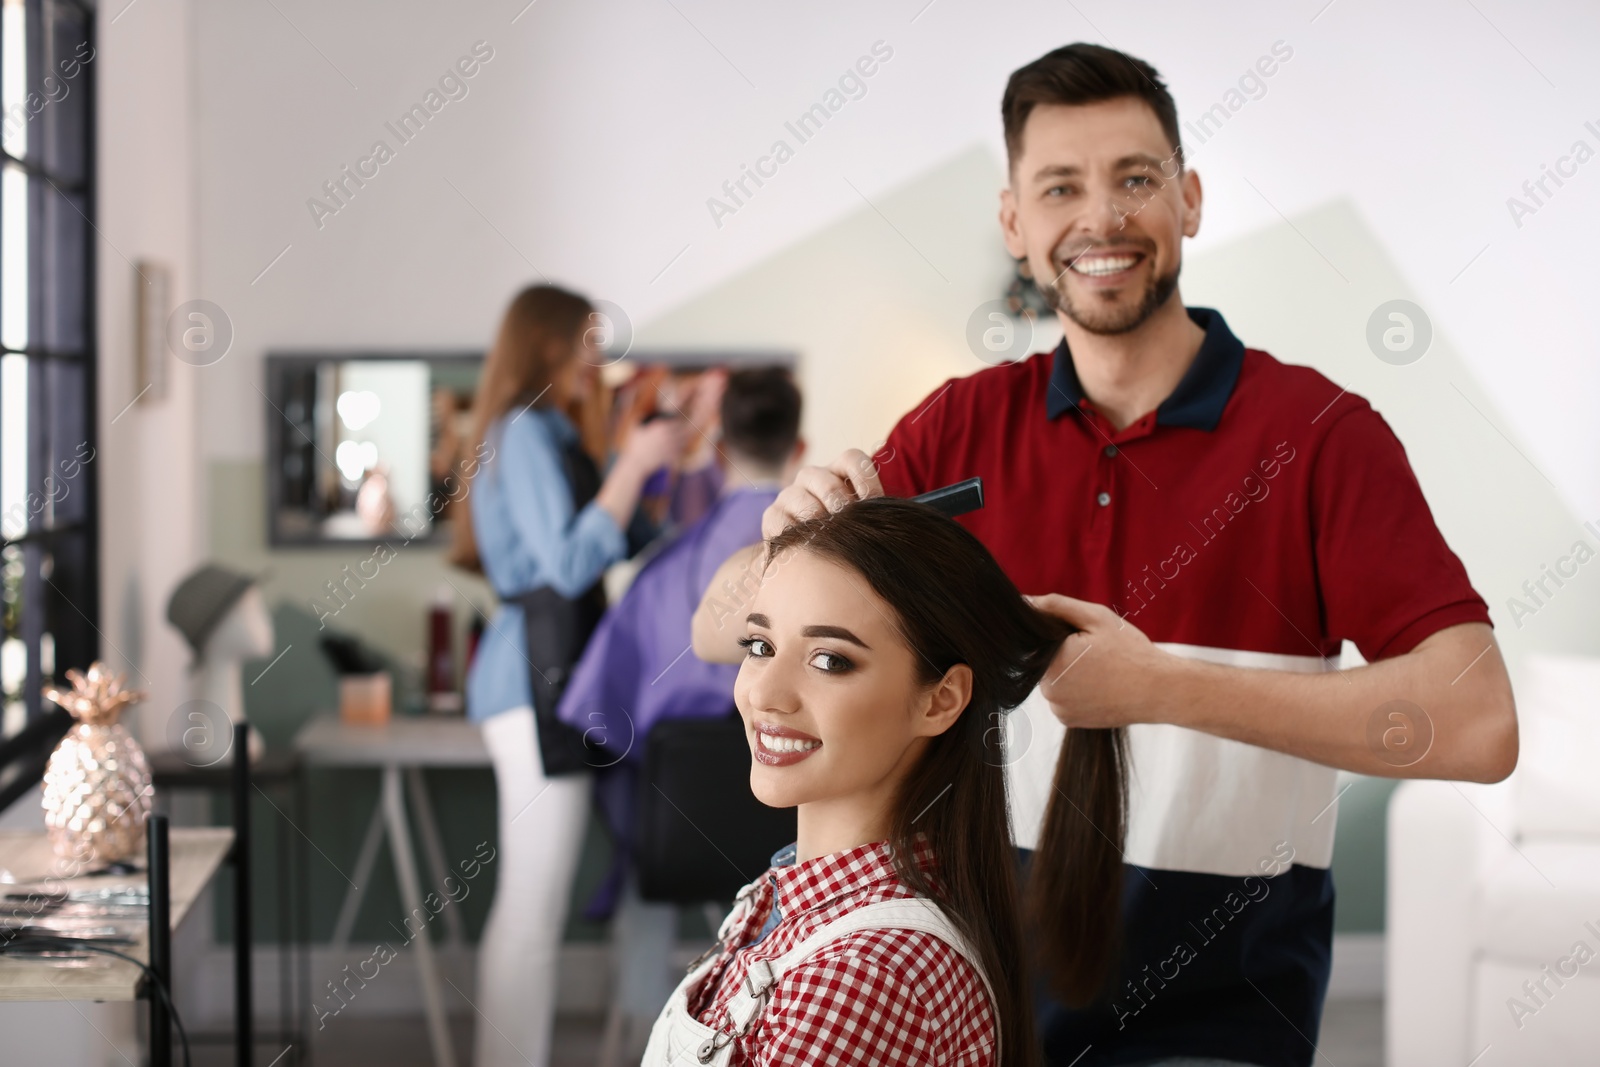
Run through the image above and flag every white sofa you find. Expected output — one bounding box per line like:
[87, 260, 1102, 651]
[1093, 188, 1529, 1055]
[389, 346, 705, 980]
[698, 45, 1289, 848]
[1388, 653, 1600, 1066]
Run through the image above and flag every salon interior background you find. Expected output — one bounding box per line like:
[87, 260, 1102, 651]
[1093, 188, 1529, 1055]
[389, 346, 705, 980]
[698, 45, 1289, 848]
[91, 0, 1597, 1018]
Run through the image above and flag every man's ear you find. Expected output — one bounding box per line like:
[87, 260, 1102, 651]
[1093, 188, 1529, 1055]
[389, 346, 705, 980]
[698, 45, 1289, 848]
[999, 186, 1028, 259]
[1181, 167, 1203, 239]
[917, 663, 973, 738]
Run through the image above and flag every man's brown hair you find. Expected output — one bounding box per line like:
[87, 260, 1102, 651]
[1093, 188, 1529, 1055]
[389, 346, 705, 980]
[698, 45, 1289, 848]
[1002, 43, 1182, 173]
[721, 366, 801, 469]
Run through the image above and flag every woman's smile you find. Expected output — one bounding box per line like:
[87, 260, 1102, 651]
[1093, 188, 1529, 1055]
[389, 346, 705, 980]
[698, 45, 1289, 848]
[735, 546, 968, 847]
[753, 721, 824, 765]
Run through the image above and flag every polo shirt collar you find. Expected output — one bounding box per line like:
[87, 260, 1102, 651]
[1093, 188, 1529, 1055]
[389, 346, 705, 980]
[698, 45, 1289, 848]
[1044, 306, 1245, 431]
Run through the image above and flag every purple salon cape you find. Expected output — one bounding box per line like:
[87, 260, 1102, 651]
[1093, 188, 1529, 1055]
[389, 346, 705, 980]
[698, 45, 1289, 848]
[556, 483, 777, 918]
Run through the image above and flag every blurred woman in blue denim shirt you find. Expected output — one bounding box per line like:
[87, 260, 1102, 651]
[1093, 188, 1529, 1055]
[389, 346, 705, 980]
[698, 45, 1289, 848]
[452, 284, 688, 1067]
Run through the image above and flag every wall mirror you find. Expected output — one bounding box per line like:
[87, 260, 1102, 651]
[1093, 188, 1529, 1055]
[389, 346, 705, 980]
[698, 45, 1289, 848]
[265, 353, 481, 547]
[264, 349, 796, 548]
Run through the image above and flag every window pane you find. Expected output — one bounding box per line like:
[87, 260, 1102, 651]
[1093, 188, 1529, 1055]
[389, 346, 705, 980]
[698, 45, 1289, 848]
[40, 180, 80, 351]
[0, 351, 24, 538]
[45, 528, 91, 687]
[1, 0, 25, 161]
[19, 535, 39, 714]
[42, 354, 83, 527]
[2, 163, 27, 350]
[0, 0, 93, 719]
[1, 543, 22, 733]
[42, 0, 86, 184]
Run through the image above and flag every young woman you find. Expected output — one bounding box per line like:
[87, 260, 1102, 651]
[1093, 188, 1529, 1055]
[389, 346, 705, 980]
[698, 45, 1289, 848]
[454, 283, 690, 1067]
[641, 496, 1127, 1067]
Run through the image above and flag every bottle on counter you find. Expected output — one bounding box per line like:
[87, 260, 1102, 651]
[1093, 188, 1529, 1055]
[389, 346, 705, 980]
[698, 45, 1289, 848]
[426, 583, 463, 714]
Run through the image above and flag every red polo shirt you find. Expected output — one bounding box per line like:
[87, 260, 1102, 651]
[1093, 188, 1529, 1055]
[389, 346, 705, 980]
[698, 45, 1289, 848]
[873, 306, 1487, 659]
[870, 306, 1490, 1067]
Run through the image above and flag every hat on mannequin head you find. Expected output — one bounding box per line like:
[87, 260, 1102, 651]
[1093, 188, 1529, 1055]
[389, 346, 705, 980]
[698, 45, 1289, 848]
[166, 564, 270, 664]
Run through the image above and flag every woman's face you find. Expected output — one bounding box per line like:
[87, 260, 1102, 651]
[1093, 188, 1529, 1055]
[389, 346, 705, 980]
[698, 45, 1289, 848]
[734, 548, 966, 812]
[551, 326, 599, 405]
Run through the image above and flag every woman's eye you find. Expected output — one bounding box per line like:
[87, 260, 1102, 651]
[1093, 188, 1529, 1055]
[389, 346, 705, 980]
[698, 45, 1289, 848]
[737, 635, 773, 658]
[808, 650, 852, 674]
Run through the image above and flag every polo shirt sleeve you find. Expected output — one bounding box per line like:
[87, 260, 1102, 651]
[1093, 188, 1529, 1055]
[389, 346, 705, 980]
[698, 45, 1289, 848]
[1310, 405, 1491, 660]
[872, 380, 955, 499]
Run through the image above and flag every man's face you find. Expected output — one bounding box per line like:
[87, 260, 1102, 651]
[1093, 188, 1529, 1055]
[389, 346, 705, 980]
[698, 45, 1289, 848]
[1000, 96, 1202, 336]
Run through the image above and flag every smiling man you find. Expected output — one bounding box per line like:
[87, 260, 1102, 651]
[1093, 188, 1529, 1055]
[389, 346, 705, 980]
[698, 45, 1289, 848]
[693, 43, 1517, 1066]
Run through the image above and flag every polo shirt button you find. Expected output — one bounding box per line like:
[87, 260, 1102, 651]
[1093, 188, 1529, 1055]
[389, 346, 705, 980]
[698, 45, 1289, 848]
[1096, 491, 1111, 507]
[1103, 445, 1118, 458]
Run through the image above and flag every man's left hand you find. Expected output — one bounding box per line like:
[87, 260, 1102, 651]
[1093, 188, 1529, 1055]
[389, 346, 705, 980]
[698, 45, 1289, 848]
[1024, 593, 1172, 729]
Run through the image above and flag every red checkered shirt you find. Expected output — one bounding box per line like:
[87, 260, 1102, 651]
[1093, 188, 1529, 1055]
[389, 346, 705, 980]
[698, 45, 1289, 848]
[685, 836, 997, 1066]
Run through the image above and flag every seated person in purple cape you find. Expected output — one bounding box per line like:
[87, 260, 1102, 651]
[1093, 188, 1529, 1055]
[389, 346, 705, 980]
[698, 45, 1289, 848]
[558, 370, 802, 846]
[555, 367, 803, 1050]
[558, 367, 803, 762]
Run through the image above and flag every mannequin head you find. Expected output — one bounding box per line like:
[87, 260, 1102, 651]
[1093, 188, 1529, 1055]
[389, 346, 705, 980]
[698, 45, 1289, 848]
[203, 585, 274, 663]
[197, 587, 271, 762]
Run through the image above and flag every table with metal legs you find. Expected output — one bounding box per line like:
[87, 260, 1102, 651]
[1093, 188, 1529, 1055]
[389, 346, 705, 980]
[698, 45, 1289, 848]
[294, 716, 488, 1067]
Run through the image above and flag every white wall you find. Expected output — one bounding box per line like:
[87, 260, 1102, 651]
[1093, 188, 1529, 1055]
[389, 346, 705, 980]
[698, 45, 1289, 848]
[98, 0, 201, 745]
[176, 0, 1599, 517]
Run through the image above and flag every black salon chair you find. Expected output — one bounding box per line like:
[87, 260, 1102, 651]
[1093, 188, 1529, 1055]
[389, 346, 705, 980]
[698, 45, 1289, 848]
[635, 709, 796, 905]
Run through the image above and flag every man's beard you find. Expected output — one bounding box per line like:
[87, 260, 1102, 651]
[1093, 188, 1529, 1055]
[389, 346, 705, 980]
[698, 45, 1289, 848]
[1039, 254, 1181, 336]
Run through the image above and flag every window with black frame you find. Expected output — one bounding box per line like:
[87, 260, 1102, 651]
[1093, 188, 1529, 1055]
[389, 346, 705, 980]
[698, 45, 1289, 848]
[0, 0, 96, 739]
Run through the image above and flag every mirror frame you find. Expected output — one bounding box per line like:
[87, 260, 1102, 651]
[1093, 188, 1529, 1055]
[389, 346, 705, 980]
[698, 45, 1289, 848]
[262, 348, 798, 549]
[263, 350, 483, 549]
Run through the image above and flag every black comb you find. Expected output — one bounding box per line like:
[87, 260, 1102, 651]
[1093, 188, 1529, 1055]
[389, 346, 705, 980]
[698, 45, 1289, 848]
[908, 476, 984, 518]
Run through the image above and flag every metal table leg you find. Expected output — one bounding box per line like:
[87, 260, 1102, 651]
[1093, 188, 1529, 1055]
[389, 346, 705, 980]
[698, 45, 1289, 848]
[404, 767, 466, 948]
[329, 795, 386, 951]
[381, 764, 456, 1067]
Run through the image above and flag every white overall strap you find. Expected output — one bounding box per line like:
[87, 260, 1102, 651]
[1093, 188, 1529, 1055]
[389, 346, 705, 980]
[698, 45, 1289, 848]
[721, 876, 765, 941]
[724, 897, 1001, 1060]
[674, 874, 767, 1004]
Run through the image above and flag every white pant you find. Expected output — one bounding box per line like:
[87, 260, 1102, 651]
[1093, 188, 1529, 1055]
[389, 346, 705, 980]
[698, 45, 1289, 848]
[475, 707, 591, 1067]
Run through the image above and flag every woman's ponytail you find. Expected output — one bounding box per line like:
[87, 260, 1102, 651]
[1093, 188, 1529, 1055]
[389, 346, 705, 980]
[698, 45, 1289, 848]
[1026, 716, 1128, 1005]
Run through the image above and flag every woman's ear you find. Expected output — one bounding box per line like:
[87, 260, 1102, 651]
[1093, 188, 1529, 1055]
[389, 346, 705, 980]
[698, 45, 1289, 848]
[916, 663, 973, 738]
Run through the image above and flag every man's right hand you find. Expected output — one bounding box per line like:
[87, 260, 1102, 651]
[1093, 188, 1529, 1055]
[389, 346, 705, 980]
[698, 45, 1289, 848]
[692, 448, 885, 663]
[760, 448, 885, 540]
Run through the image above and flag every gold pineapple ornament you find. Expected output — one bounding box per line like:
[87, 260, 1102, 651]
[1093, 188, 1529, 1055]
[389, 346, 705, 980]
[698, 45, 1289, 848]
[40, 663, 154, 865]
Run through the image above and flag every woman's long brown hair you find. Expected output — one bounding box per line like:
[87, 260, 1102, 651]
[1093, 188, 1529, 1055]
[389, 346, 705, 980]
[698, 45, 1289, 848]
[764, 497, 1127, 1066]
[449, 284, 595, 572]
[1026, 713, 1128, 1006]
